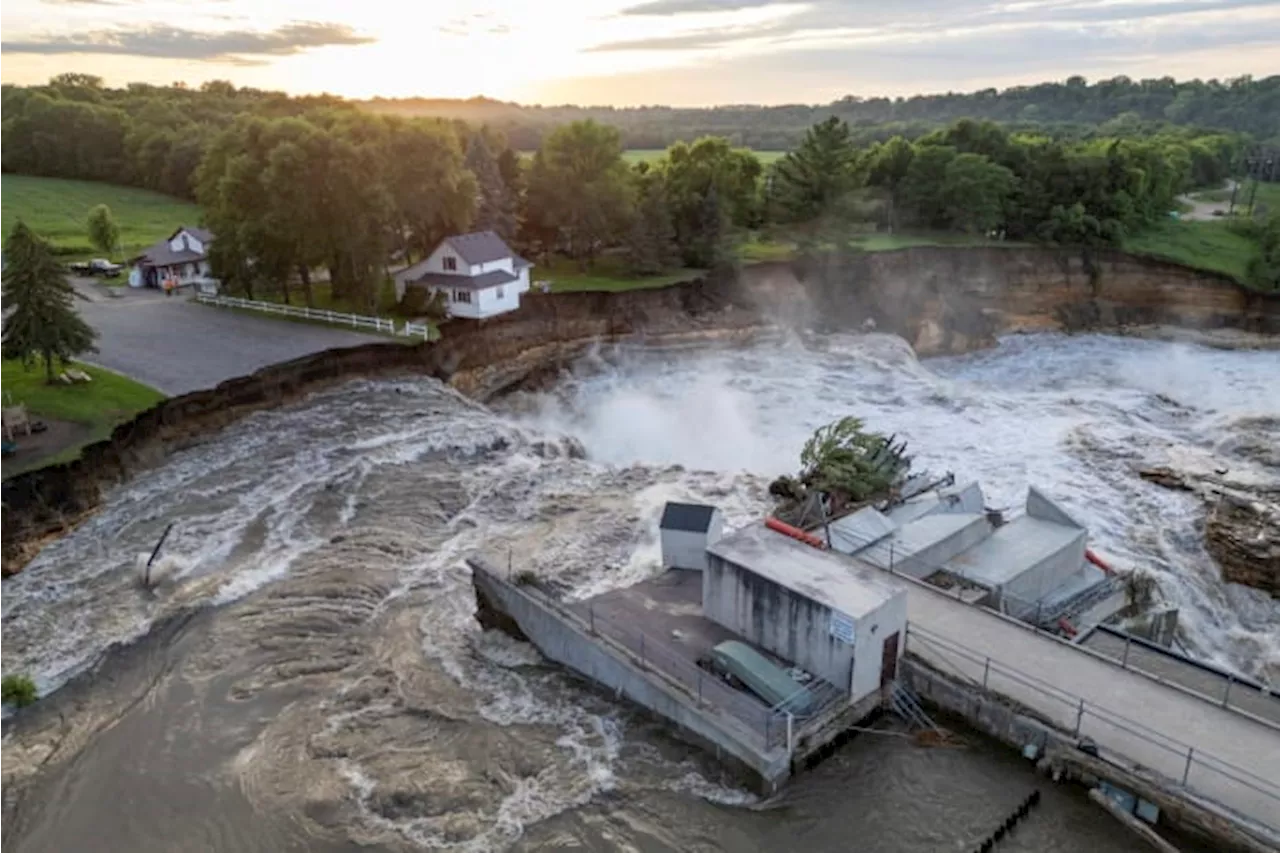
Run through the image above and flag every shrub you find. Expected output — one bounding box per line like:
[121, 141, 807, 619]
[2, 673, 38, 708]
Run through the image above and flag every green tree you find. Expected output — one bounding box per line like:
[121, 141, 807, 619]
[659, 136, 762, 263]
[86, 204, 120, 258]
[940, 153, 1016, 233]
[526, 120, 632, 264]
[899, 144, 957, 228]
[866, 136, 915, 231]
[1, 674, 38, 708]
[624, 169, 680, 275]
[1247, 214, 1280, 291]
[466, 131, 518, 241]
[2, 222, 98, 382]
[769, 117, 863, 227]
[798, 416, 908, 503]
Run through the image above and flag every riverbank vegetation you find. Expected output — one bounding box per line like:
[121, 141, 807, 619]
[4, 73, 1277, 300]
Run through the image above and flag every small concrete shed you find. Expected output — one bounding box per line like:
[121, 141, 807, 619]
[704, 523, 908, 701]
[659, 502, 724, 571]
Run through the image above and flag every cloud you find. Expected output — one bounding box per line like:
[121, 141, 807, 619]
[597, 0, 1280, 54]
[541, 12, 1279, 105]
[620, 0, 779, 12]
[1, 21, 373, 63]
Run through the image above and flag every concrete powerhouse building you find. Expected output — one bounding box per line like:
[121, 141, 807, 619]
[469, 502, 908, 790]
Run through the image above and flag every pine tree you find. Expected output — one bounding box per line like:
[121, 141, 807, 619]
[465, 133, 518, 241]
[625, 175, 679, 275]
[2, 222, 98, 383]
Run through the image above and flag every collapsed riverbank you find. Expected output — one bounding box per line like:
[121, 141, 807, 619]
[4, 246, 1277, 578]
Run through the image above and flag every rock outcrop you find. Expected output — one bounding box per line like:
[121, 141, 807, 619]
[3, 248, 1278, 577]
[1205, 496, 1280, 598]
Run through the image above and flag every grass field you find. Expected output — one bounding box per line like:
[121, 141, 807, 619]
[1, 175, 202, 260]
[1189, 181, 1280, 210]
[619, 149, 785, 165]
[519, 149, 786, 165]
[2, 359, 166, 474]
[1122, 219, 1257, 282]
[538, 255, 705, 292]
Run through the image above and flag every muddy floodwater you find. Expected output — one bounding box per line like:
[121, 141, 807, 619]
[3, 333, 1276, 852]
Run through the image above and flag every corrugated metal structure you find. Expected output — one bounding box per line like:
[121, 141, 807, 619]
[821, 481, 1117, 629]
[705, 522, 908, 701]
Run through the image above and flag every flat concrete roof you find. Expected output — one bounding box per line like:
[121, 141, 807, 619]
[708, 522, 902, 619]
[943, 515, 1084, 587]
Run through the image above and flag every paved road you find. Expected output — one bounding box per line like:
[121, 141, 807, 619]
[76, 287, 383, 395]
[1177, 179, 1238, 221]
[901, 577, 1280, 836]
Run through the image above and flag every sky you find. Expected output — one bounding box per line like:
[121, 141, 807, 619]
[2, 0, 1278, 105]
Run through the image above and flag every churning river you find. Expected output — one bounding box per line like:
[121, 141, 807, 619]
[3, 332, 1277, 852]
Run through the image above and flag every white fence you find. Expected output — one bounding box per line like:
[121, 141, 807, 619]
[195, 293, 437, 340]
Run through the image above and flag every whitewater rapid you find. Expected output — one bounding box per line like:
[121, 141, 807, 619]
[2, 331, 1277, 852]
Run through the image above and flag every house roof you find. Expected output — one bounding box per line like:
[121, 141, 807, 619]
[708, 522, 902, 619]
[443, 231, 517, 265]
[411, 269, 519, 291]
[170, 225, 214, 244]
[660, 502, 719, 533]
[133, 226, 214, 268]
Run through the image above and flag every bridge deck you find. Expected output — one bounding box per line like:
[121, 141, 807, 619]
[900, 579, 1280, 837]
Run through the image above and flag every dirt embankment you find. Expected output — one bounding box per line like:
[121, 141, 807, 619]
[3, 248, 1278, 578]
[786, 247, 1280, 355]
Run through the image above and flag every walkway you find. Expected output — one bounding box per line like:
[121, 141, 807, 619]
[899, 578, 1280, 836]
[76, 287, 383, 395]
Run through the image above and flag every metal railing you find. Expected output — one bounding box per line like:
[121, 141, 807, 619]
[194, 292, 438, 339]
[578, 601, 796, 751]
[905, 623, 1280, 832]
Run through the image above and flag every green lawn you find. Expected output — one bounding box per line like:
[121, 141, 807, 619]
[519, 149, 786, 165]
[263, 277, 399, 315]
[1189, 181, 1280, 210]
[2, 359, 166, 473]
[737, 228, 1025, 262]
[1122, 219, 1257, 282]
[1, 175, 201, 260]
[538, 256, 705, 292]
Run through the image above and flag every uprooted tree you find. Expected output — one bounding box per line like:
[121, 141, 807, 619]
[770, 416, 910, 523]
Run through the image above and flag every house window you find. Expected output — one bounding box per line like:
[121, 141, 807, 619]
[453, 290, 472, 304]
[443, 256, 457, 272]
[496, 287, 505, 299]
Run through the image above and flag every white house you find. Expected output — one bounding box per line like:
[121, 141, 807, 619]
[130, 226, 215, 290]
[397, 230, 532, 319]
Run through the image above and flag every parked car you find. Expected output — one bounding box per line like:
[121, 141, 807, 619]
[68, 259, 123, 278]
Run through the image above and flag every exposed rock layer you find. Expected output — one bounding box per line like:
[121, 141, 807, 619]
[3, 247, 1278, 577]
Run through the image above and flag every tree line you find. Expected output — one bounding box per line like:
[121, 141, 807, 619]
[366, 74, 1280, 151]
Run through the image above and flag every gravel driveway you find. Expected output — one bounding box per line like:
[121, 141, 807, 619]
[76, 287, 385, 396]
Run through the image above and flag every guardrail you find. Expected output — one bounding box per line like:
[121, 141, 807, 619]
[195, 293, 438, 339]
[904, 623, 1280, 832]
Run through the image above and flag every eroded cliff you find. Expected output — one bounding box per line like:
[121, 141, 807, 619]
[3, 248, 1277, 577]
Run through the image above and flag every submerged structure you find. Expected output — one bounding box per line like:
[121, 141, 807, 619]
[470, 511, 908, 791]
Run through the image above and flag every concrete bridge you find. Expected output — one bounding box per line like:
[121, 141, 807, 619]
[897, 577, 1280, 842]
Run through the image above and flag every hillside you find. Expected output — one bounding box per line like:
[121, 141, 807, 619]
[363, 75, 1280, 150]
[1, 175, 202, 259]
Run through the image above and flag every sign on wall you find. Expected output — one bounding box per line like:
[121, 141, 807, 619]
[829, 610, 856, 645]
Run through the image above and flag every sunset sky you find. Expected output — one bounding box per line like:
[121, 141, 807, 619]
[3, 0, 1278, 105]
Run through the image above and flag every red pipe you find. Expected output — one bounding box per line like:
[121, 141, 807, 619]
[1058, 617, 1079, 638]
[765, 516, 828, 550]
[1085, 549, 1114, 575]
